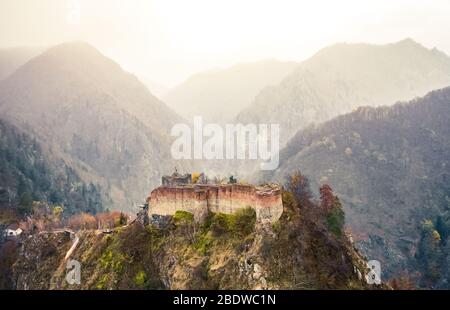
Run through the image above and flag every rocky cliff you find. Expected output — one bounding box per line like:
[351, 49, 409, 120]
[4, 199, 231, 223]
[9, 182, 383, 290]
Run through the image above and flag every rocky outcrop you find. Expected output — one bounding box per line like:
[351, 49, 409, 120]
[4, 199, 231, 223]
[9, 203, 381, 290]
[13, 231, 71, 289]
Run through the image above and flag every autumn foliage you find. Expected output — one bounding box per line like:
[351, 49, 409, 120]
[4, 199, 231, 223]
[13, 200, 130, 232]
[319, 184, 334, 210]
[67, 212, 96, 230]
[285, 171, 345, 238]
[66, 211, 128, 230]
[286, 171, 313, 208]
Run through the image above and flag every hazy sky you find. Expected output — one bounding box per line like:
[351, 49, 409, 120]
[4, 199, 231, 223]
[1, 0, 450, 87]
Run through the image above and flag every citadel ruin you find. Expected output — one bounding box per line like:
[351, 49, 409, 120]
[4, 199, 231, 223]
[147, 171, 283, 223]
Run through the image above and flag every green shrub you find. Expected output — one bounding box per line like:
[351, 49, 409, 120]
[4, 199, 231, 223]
[99, 249, 128, 272]
[326, 208, 345, 237]
[193, 232, 213, 255]
[173, 210, 194, 224]
[210, 213, 232, 235]
[208, 207, 256, 237]
[232, 207, 256, 236]
[134, 270, 147, 287]
[96, 274, 108, 290]
[100, 250, 113, 268]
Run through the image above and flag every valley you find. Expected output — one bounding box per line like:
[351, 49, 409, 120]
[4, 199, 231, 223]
[1, 37, 449, 290]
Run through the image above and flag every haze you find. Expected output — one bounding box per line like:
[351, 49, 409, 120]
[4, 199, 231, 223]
[1, 0, 450, 87]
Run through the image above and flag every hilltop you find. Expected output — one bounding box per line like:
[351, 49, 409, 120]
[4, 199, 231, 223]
[236, 39, 450, 146]
[7, 174, 383, 290]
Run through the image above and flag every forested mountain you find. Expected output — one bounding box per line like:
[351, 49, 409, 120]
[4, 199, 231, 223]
[261, 87, 450, 287]
[0, 42, 187, 210]
[0, 118, 103, 216]
[1, 38, 449, 289]
[165, 59, 297, 123]
[237, 39, 450, 146]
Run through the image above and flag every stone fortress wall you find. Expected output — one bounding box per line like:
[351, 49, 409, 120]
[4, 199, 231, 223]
[147, 172, 283, 222]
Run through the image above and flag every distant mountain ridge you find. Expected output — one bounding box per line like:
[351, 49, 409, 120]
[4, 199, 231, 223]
[0, 46, 45, 81]
[236, 39, 450, 146]
[0, 42, 188, 210]
[164, 59, 298, 123]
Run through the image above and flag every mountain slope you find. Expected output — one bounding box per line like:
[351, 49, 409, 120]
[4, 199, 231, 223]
[0, 118, 103, 215]
[263, 87, 450, 285]
[138, 76, 168, 99]
[0, 42, 186, 209]
[0, 46, 45, 81]
[11, 181, 378, 290]
[236, 39, 450, 146]
[164, 59, 297, 123]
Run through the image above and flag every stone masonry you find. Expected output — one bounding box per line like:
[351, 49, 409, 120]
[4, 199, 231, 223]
[147, 172, 283, 223]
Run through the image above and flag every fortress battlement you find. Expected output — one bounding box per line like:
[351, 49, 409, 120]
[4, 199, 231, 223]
[147, 172, 283, 222]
